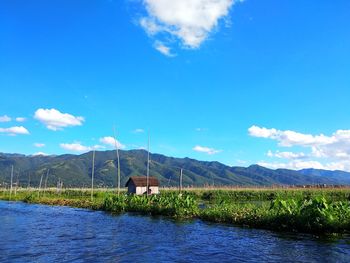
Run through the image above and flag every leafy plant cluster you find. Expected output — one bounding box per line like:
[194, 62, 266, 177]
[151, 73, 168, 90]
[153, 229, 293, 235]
[201, 196, 350, 233]
[200, 189, 350, 204]
[269, 196, 350, 232]
[103, 192, 199, 218]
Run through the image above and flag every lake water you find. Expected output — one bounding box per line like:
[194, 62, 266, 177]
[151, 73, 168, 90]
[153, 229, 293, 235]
[1, 201, 349, 262]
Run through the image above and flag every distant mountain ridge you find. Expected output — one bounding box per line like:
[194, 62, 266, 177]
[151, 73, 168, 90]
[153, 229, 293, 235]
[0, 150, 349, 187]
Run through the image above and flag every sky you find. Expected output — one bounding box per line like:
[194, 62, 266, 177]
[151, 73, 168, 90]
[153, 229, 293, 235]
[0, 0, 350, 171]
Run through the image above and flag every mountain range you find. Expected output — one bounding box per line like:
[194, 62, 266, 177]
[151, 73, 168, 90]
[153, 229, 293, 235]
[0, 150, 349, 188]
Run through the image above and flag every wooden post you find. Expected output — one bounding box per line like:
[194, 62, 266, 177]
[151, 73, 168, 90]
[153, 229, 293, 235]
[15, 171, 19, 196]
[57, 179, 60, 194]
[113, 126, 121, 195]
[91, 150, 95, 201]
[38, 172, 44, 198]
[147, 130, 150, 196]
[180, 168, 183, 193]
[9, 165, 14, 200]
[28, 173, 31, 189]
[44, 169, 50, 195]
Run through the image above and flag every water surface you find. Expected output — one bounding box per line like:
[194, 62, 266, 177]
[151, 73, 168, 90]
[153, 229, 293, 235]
[0, 201, 349, 262]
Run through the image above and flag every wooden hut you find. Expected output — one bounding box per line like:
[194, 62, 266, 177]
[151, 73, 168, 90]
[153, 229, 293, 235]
[125, 176, 160, 195]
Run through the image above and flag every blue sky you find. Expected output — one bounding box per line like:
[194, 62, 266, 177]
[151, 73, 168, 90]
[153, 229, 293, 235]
[0, 0, 350, 171]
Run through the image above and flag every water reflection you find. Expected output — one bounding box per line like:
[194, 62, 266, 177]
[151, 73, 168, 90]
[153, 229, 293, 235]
[0, 201, 349, 262]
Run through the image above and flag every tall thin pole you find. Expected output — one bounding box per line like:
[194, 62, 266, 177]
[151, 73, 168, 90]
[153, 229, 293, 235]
[91, 150, 95, 201]
[38, 172, 44, 198]
[9, 165, 14, 200]
[44, 169, 50, 195]
[147, 130, 150, 196]
[28, 173, 31, 189]
[15, 171, 19, 196]
[180, 168, 183, 193]
[113, 126, 120, 195]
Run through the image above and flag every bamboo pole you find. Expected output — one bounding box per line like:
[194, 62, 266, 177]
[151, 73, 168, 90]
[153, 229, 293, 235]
[113, 126, 121, 195]
[9, 165, 14, 200]
[15, 171, 19, 196]
[44, 169, 50, 195]
[38, 172, 44, 198]
[28, 173, 31, 189]
[91, 150, 95, 201]
[147, 130, 150, 195]
[180, 168, 183, 193]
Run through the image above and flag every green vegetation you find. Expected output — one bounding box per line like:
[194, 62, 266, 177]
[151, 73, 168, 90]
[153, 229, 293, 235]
[103, 192, 199, 218]
[0, 188, 107, 210]
[197, 188, 350, 203]
[1, 188, 350, 234]
[201, 196, 350, 234]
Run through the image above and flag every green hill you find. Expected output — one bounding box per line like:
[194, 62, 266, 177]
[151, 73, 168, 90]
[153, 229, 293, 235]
[0, 150, 349, 188]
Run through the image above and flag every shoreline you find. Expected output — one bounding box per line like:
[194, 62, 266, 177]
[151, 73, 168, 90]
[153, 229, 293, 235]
[1, 188, 350, 236]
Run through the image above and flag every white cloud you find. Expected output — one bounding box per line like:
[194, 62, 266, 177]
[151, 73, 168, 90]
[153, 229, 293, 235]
[248, 125, 333, 147]
[258, 160, 347, 172]
[249, 126, 350, 155]
[34, 143, 45, 148]
[267, 150, 306, 160]
[133, 128, 145, 134]
[249, 126, 278, 139]
[100, 136, 126, 149]
[34, 108, 84, 131]
[154, 41, 175, 57]
[140, 0, 240, 54]
[193, 145, 221, 155]
[0, 115, 11, 122]
[0, 126, 30, 136]
[195, 128, 208, 132]
[250, 125, 350, 172]
[60, 143, 104, 153]
[32, 152, 49, 156]
[16, 117, 26, 122]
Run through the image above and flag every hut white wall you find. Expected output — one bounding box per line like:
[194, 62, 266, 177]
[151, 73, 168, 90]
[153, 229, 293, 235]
[150, 186, 159, 194]
[136, 186, 147, 195]
[134, 186, 159, 195]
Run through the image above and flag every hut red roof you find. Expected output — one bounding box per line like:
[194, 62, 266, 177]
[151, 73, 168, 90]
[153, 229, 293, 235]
[125, 176, 159, 187]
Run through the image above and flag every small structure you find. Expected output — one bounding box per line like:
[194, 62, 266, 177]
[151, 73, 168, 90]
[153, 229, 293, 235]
[125, 176, 160, 195]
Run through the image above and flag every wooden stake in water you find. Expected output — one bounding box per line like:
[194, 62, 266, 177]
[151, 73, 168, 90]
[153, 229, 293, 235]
[28, 173, 31, 189]
[38, 172, 44, 198]
[91, 150, 95, 201]
[44, 169, 50, 195]
[15, 171, 19, 196]
[180, 168, 183, 193]
[147, 130, 150, 195]
[167, 173, 172, 187]
[9, 165, 14, 200]
[56, 179, 60, 194]
[113, 126, 121, 195]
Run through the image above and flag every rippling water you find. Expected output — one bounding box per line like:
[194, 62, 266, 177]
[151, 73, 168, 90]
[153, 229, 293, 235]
[0, 201, 349, 262]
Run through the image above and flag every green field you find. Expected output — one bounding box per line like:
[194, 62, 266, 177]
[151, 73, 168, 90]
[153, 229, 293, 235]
[1, 187, 350, 235]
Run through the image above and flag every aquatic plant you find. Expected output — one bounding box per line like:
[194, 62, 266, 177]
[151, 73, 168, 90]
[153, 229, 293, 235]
[201, 195, 350, 233]
[269, 196, 350, 233]
[1, 188, 350, 234]
[102, 193, 199, 218]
